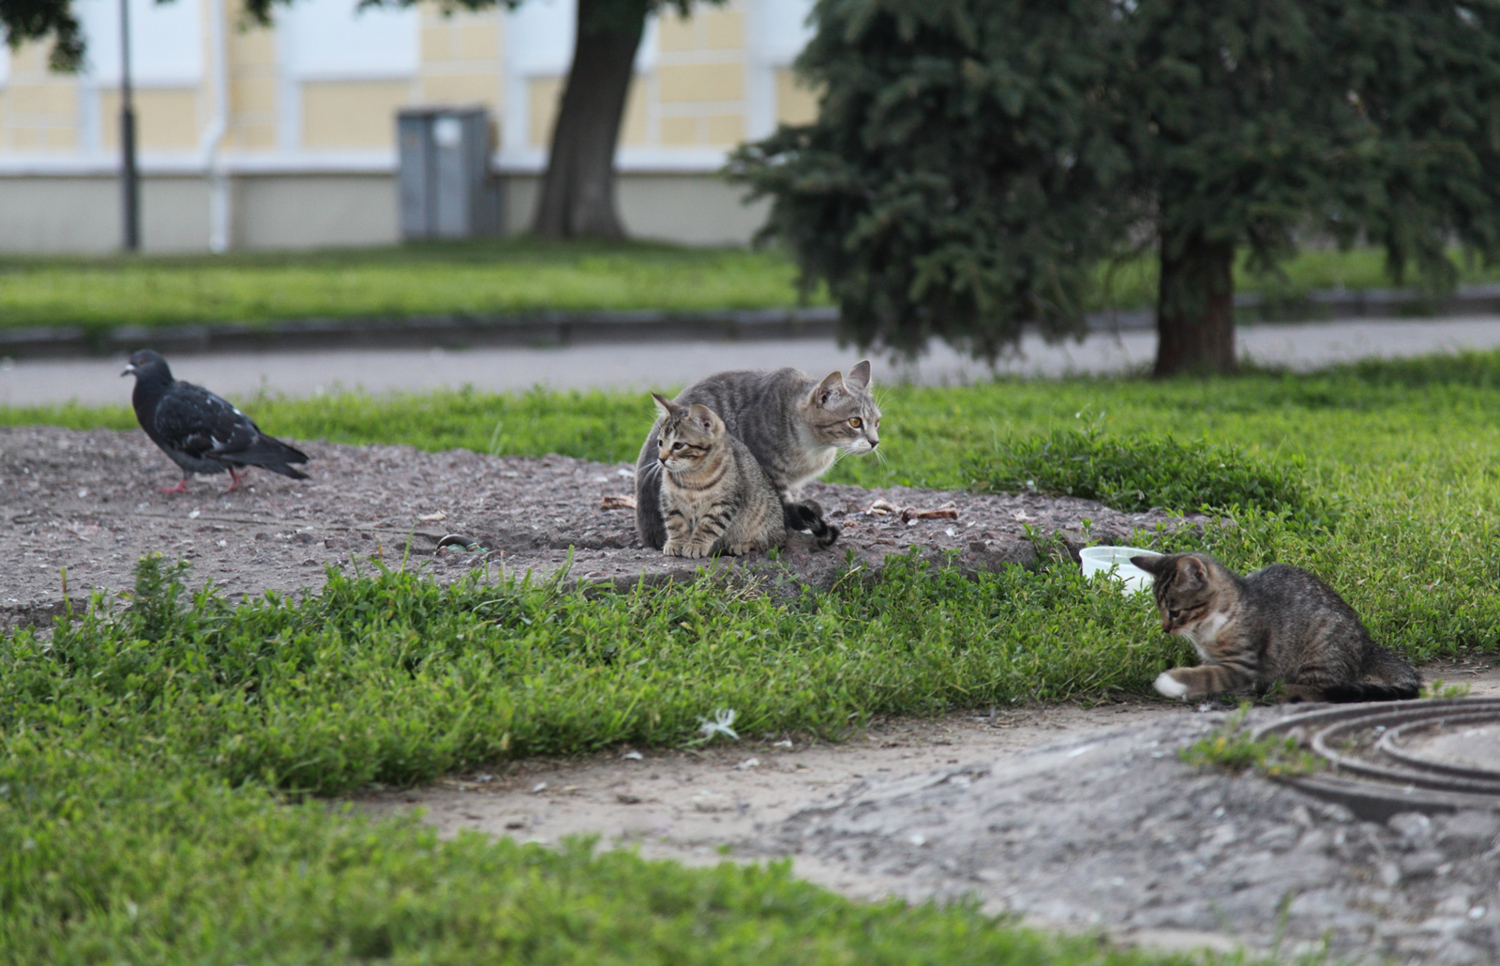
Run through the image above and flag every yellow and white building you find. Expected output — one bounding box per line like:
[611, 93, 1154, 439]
[0, 0, 820, 252]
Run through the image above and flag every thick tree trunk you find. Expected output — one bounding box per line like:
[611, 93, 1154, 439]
[531, 0, 648, 239]
[1153, 231, 1237, 377]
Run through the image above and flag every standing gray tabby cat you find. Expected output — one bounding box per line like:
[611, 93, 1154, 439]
[1133, 552, 1420, 703]
[635, 362, 882, 550]
[651, 394, 785, 557]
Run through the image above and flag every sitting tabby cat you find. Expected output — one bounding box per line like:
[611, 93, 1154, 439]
[652, 394, 786, 557]
[636, 362, 881, 551]
[1132, 552, 1420, 703]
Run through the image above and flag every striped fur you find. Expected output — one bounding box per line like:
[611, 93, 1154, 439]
[1133, 552, 1420, 703]
[636, 362, 881, 550]
[653, 395, 786, 558]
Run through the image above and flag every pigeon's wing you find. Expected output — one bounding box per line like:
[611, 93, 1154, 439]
[152, 383, 258, 462]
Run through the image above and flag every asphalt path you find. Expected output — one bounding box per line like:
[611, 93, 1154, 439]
[4, 315, 1500, 407]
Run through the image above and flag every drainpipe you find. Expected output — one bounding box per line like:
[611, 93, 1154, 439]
[202, 0, 230, 252]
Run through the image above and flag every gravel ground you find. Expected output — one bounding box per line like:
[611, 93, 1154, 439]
[762, 702, 1500, 965]
[0, 424, 1188, 627]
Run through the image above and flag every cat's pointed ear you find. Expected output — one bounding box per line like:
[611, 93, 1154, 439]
[1130, 554, 1166, 577]
[845, 360, 872, 390]
[687, 403, 720, 435]
[651, 393, 678, 418]
[813, 370, 846, 406]
[1176, 555, 1210, 590]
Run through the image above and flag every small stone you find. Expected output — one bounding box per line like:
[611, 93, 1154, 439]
[1437, 810, 1500, 847]
[1434, 895, 1473, 917]
[1389, 811, 1434, 843]
[1378, 862, 1402, 887]
[692, 792, 733, 813]
[1400, 849, 1447, 878]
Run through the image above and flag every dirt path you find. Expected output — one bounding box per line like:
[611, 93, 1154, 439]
[0, 424, 1188, 627]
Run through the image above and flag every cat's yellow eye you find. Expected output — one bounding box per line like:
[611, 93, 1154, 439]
[849, 417, 863, 429]
[672, 442, 685, 451]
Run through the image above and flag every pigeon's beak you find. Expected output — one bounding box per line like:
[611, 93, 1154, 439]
[121, 364, 135, 377]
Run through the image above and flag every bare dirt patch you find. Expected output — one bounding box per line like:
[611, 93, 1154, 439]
[0, 424, 1182, 626]
[7, 424, 1499, 963]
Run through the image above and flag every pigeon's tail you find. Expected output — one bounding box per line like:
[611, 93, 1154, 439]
[255, 462, 311, 481]
[225, 438, 310, 468]
[223, 437, 310, 478]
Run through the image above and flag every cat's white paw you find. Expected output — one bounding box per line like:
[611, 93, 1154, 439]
[682, 544, 713, 559]
[663, 541, 685, 557]
[1154, 671, 1191, 700]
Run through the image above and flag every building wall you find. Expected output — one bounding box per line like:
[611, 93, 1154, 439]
[0, 0, 817, 252]
[0, 171, 766, 252]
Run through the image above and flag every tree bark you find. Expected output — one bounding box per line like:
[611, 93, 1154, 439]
[531, 0, 648, 239]
[1153, 230, 1237, 377]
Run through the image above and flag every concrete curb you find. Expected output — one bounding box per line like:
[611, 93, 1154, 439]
[5, 283, 1500, 360]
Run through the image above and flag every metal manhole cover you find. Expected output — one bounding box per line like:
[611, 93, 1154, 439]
[1252, 698, 1500, 821]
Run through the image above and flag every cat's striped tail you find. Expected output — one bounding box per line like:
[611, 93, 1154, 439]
[1323, 647, 1421, 702]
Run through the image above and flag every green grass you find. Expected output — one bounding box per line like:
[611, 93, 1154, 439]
[5, 238, 1500, 333]
[8, 351, 1500, 963]
[7, 553, 1174, 796]
[0, 239, 823, 333]
[1179, 704, 1324, 778]
[1094, 245, 1500, 316]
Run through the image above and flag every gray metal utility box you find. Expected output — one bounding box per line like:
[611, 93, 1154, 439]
[396, 106, 501, 240]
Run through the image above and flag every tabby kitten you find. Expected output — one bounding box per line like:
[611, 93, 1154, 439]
[652, 394, 786, 558]
[1132, 552, 1420, 703]
[636, 362, 881, 550]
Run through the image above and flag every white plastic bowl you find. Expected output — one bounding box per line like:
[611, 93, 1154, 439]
[1079, 546, 1160, 594]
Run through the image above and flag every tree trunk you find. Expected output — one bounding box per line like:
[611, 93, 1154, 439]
[531, 0, 648, 239]
[1153, 231, 1237, 377]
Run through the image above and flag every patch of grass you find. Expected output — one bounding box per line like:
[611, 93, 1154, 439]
[6, 552, 1174, 796]
[1421, 679, 1474, 700]
[0, 239, 824, 332]
[1180, 705, 1324, 778]
[966, 423, 1326, 523]
[1095, 245, 1500, 316]
[4, 241, 1499, 333]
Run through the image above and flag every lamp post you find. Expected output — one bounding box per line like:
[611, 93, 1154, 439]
[120, 0, 140, 251]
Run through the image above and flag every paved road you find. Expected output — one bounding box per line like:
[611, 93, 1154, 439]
[4, 315, 1500, 407]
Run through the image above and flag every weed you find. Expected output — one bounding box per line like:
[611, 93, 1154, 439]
[1421, 678, 1474, 700]
[1181, 704, 1324, 778]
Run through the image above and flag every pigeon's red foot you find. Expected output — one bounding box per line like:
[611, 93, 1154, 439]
[158, 480, 190, 494]
[226, 468, 245, 492]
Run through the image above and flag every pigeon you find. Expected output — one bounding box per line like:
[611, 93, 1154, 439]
[121, 349, 310, 493]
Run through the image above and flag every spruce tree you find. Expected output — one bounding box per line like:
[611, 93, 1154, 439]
[729, 0, 1133, 359]
[732, 0, 1500, 376]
